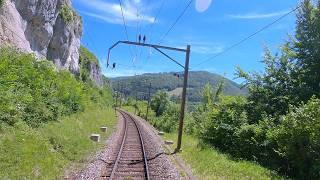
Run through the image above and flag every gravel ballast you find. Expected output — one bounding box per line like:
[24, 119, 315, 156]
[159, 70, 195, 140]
[66, 111, 185, 179]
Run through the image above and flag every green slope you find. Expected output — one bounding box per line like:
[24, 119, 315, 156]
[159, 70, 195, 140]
[111, 71, 247, 102]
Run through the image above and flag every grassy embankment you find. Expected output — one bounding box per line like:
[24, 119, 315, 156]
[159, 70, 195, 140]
[163, 133, 280, 180]
[0, 107, 116, 179]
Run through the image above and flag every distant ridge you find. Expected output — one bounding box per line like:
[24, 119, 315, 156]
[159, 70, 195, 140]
[111, 71, 248, 102]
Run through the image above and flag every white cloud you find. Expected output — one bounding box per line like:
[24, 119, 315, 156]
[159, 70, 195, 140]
[192, 45, 224, 54]
[172, 41, 224, 55]
[77, 0, 155, 25]
[228, 10, 289, 19]
[104, 69, 147, 77]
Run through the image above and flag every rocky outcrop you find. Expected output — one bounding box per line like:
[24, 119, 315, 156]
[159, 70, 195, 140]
[0, 0, 82, 74]
[89, 63, 103, 87]
[79, 46, 104, 86]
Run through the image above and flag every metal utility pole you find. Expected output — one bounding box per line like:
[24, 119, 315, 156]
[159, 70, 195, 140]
[107, 40, 191, 152]
[119, 84, 123, 108]
[176, 45, 190, 152]
[146, 82, 152, 121]
[114, 90, 118, 114]
[134, 92, 138, 115]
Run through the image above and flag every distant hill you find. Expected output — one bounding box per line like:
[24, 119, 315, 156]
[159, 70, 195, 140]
[111, 71, 248, 103]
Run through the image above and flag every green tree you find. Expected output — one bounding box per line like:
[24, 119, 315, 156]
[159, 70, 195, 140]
[293, 0, 320, 101]
[150, 90, 169, 116]
[237, 44, 299, 122]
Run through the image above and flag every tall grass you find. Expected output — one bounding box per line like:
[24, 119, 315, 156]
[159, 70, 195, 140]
[163, 133, 281, 180]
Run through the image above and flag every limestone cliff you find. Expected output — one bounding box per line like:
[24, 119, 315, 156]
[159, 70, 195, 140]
[0, 0, 103, 85]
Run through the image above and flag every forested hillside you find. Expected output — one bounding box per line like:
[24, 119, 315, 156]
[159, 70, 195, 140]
[111, 71, 247, 102]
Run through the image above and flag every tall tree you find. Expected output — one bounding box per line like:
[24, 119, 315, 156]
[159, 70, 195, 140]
[293, 0, 320, 100]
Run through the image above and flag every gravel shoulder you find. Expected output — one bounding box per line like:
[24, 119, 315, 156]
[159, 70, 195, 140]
[64, 113, 125, 179]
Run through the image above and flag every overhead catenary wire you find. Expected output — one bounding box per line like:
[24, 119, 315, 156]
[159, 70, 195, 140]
[193, 4, 302, 68]
[146, 0, 166, 43]
[144, 0, 166, 62]
[118, 0, 130, 42]
[117, 0, 135, 65]
[158, 0, 193, 45]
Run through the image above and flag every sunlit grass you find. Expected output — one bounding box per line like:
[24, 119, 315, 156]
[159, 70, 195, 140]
[164, 133, 281, 180]
[0, 107, 117, 179]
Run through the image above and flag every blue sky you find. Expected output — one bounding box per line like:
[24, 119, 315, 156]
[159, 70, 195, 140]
[73, 0, 299, 82]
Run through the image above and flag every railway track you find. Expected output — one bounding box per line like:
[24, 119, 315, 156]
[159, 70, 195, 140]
[102, 110, 150, 180]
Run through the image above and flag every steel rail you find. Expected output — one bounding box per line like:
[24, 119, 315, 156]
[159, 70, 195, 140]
[126, 112, 150, 180]
[109, 110, 150, 180]
[109, 110, 128, 180]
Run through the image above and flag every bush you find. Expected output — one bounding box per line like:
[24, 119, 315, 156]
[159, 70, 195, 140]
[197, 96, 248, 155]
[0, 48, 112, 127]
[151, 90, 170, 116]
[59, 4, 76, 23]
[151, 103, 180, 132]
[268, 97, 320, 179]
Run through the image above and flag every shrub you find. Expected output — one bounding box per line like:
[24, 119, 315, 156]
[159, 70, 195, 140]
[268, 97, 320, 179]
[0, 0, 4, 8]
[0, 48, 112, 127]
[151, 90, 170, 116]
[151, 103, 180, 132]
[197, 96, 248, 154]
[59, 4, 76, 23]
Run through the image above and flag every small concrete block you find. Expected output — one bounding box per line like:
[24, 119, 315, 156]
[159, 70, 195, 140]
[158, 131, 165, 136]
[165, 140, 174, 145]
[90, 134, 100, 142]
[100, 127, 108, 132]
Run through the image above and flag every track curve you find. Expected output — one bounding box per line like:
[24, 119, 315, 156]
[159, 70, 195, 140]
[102, 110, 150, 180]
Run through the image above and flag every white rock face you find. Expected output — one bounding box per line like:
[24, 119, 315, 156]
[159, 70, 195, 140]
[0, 0, 82, 74]
[89, 63, 104, 87]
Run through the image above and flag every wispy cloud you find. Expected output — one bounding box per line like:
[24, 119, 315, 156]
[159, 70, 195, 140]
[192, 45, 224, 54]
[104, 69, 148, 77]
[228, 10, 289, 19]
[77, 0, 155, 25]
[173, 41, 224, 55]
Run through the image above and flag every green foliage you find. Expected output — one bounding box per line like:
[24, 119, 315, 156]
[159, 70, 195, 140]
[80, 46, 99, 65]
[152, 103, 180, 132]
[0, 0, 4, 8]
[0, 48, 112, 127]
[163, 133, 281, 179]
[150, 90, 170, 116]
[193, 1, 320, 179]
[294, 0, 320, 100]
[112, 71, 247, 103]
[237, 44, 297, 122]
[59, 4, 77, 23]
[268, 97, 320, 178]
[197, 96, 248, 155]
[236, 0, 320, 123]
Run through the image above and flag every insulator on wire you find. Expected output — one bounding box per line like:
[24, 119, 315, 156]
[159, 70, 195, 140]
[143, 35, 146, 43]
[112, 63, 116, 69]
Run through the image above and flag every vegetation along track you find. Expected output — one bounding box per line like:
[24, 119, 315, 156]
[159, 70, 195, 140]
[102, 110, 150, 179]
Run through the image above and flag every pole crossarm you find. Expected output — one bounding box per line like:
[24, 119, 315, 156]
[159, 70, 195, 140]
[107, 40, 191, 153]
[107, 40, 187, 69]
[153, 47, 185, 69]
